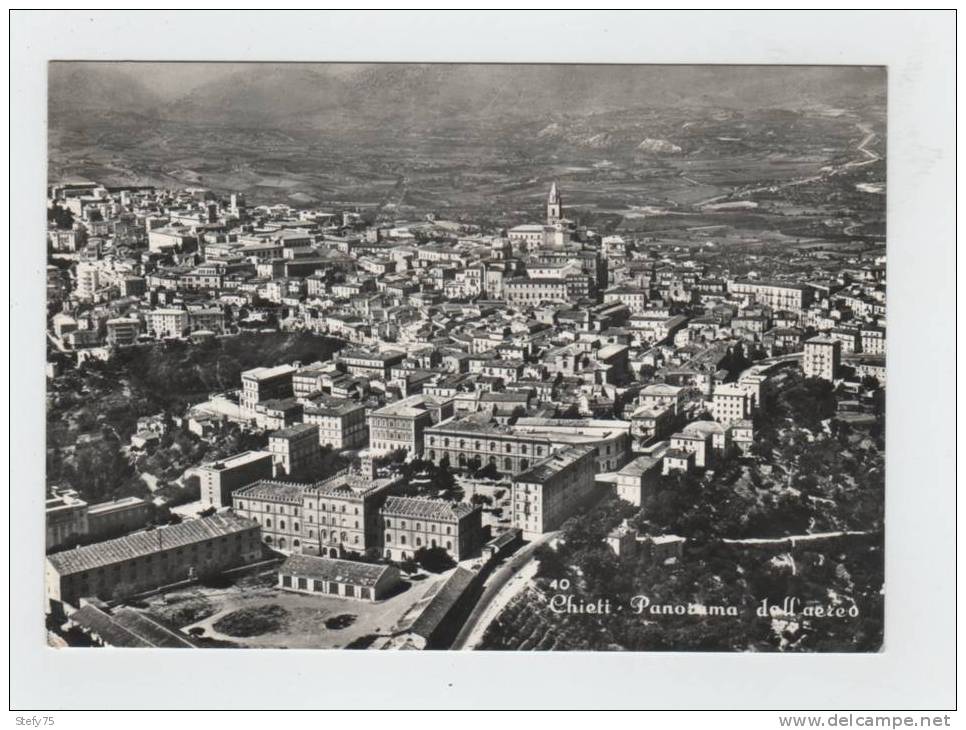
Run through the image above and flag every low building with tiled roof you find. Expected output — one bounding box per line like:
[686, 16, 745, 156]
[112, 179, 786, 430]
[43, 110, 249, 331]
[277, 554, 400, 601]
[393, 566, 479, 649]
[380, 496, 483, 563]
[66, 602, 201, 648]
[45, 513, 262, 609]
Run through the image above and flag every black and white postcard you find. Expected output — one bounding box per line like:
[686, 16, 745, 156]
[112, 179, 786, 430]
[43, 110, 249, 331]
[42, 61, 887, 654]
[11, 9, 956, 714]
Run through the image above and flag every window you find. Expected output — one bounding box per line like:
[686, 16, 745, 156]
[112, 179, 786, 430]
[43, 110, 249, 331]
[280, 520, 286, 530]
[385, 519, 391, 528]
[266, 518, 272, 527]
[238, 502, 245, 510]
[416, 537, 422, 547]
[293, 539, 300, 547]
[400, 535, 407, 545]
[281, 575, 291, 587]
[297, 577, 307, 590]
[446, 541, 452, 550]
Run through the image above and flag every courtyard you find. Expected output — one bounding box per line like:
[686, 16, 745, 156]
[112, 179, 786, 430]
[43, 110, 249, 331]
[142, 567, 451, 650]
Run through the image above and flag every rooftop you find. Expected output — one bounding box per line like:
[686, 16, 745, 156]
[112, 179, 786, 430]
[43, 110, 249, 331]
[381, 496, 477, 522]
[270, 423, 318, 440]
[242, 364, 296, 381]
[513, 444, 596, 484]
[200, 450, 273, 472]
[279, 554, 393, 588]
[47, 513, 258, 576]
[234, 480, 306, 504]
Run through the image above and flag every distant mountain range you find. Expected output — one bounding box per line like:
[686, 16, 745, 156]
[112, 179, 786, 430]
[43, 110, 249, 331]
[49, 63, 886, 132]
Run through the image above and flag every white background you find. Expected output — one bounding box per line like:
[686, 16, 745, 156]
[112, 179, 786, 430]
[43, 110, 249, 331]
[8, 10, 957, 711]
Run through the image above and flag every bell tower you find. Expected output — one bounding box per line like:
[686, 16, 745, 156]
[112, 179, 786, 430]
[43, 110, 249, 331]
[546, 182, 562, 225]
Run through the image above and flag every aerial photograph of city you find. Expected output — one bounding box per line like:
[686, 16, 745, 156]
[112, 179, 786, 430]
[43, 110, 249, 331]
[44, 62, 886, 653]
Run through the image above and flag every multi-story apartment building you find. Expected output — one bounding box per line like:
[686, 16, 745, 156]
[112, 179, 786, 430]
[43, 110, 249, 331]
[337, 349, 406, 379]
[146, 309, 189, 339]
[638, 382, 687, 414]
[510, 444, 597, 539]
[105, 317, 141, 346]
[86, 497, 152, 540]
[711, 383, 751, 424]
[629, 402, 675, 442]
[268, 423, 322, 479]
[292, 363, 329, 398]
[829, 327, 861, 354]
[368, 394, 453, 457]
[860, 326, 886, 355]
[148, 227, 196, 253]
[380, 497, 483, 562]
[75, 262, 100, 300]
[195, 450, 275, 509]
[187, 308, 226, 334]
[240, 364, 296, 413]
[46, 489, 89, 551]
[504, 277, 569, 305]
[45, 513, 262, 610]
[728, 279, 814, 311]
[803, 336, 841, 383]
[302, 398, 368, 450]
[603, 286, 648, 314]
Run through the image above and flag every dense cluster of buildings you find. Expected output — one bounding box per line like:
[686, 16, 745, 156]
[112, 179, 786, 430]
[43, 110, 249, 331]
[45, 178, 886, 632]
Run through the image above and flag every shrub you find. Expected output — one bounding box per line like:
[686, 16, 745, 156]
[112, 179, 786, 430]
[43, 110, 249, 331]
[212, 605, 289, 637]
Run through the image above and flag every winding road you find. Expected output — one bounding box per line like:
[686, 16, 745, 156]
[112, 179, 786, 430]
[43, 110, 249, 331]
[450, 531, 558, 650]
[698, 119, 882, 207]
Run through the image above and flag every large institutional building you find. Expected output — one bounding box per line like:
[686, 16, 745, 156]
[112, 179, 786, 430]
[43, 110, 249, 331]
[368, 394, 454, 457]
[728, 279, 813, 312]
[45, 513, 262, 609]
[232, 471, 484, 561]
[381, 496, 482, 562]
[510, 444, 598, 539]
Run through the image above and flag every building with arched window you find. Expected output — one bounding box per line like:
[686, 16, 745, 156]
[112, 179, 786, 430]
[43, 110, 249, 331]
[424, 415, 630, 476]
[511, 444, 597, 539]
[232, 469, 402, 558]
[380, 496, 483, 563]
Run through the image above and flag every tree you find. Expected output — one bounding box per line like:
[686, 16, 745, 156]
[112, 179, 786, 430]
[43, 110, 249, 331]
[414, 546, 456, 573]
[47, 204, 74, 230]
[533, 543, 569, 581]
